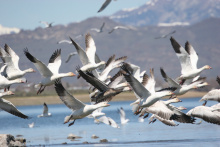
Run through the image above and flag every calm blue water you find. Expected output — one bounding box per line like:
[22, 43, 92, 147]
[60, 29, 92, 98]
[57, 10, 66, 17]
[0, 97, 220, 146]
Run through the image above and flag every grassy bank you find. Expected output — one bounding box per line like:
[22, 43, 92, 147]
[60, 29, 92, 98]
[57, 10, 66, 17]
[5, 91, 207, 106]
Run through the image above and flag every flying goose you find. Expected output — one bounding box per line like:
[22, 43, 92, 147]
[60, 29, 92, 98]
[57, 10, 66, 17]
[170, 37, 211, 82]
[90, 22, 105, 33]
[0, 91, 29, 119]
[160, 68, 208, 97]
[54, 80, 110, 126]
[186, 103, 220, 125]
[0, 44, 35, 80]
[149, 114, 178, 126]
[118, 107, 129, 124]
[70, 33, 105, 72]
[65, 52, 77, 63]
[76, 67, 126, 103]
[199, 76, 220, 105]
[38, 103, 52, 117]
[39, 21, 53, 28]
[140, 98, 195, 124]
[24, 48, 76, 94]
[155, 30, 176, 39]
[95, 116, 120, 128]
[108, 26, 130, 34]
[121, 64, 174, 108]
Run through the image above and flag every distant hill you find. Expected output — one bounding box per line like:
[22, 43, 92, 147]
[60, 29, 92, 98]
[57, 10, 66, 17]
[0, 17, 219, 87]
[111, 0, 220, 26]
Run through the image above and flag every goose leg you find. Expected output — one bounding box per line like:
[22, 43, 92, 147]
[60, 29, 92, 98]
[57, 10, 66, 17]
[68, 120, 76, 127]
[39, 86, 46, 94]
[143, 113, 149, 119]
[37, 86, 43, 95]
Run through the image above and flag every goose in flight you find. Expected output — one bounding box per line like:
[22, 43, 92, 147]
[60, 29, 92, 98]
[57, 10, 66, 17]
[95, 116, 120, 128]
[108, 26, 130, 34]
[160, 67, 208, 97]
[38, 103, 52, 117]
[0, 91, 29, 119]
[139, 98, 195, 124]
[170, 37, 211, 82]
[118, 107, 129, 124]
[54, 80, 110, 126]
[187, 103, 220, 125]
[90, 22, 105, 33]
[98, 0, 112, 13]
[28, 122, 35, 128]
[155, 30, 176, 39]
[65, 52, 77, 63]
[70, 33, 105, 72]
[39, 21, 53, 28]
[121, 64, 175, 108]
[57, 34, 83, 44]
[77, 67, 127, 103]
[0, 44, 35, 80]
[149, 114, 179, 126]
[24, 48, 76, 94]
[199, 76, 220, 105]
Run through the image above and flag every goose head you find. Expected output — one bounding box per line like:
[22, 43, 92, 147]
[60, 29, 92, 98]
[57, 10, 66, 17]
[26, 68, 36, 73]
[204, 65, 212, 70]
[96, 102, 110, 108]
[68, 72, 76, 77]
[177, 106, 187, 110]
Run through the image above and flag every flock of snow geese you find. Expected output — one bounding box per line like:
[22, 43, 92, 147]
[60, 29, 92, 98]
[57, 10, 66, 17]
[0, 32, 219, 128]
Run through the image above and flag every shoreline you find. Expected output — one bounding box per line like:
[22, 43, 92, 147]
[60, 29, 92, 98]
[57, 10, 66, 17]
[5, 91, 206, 106]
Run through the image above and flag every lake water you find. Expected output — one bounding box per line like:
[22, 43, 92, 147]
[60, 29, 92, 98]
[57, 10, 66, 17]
[0, 97, 220, 146]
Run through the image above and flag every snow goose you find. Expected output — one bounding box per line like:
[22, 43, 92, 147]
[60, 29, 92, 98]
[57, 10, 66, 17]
[77, 67, 126, 103]
[28, 122, 34, 128]
[149, 114, 178, 126]
[118, 107, 129, 124]
[24, 48, 76, 94]
[186, 103, 220, 125]
[95, 116, 120, 128]
[0, 44, 35, 80]
[98, 55, 127, 82]
[140, 98, 195, 123]
[0, 68, 25, 91]
[108, 26, 130, 34]
[54, 80, 110, 126]
[70, 33, 105, 72]
[199, 76, 220, 105]
[121, 64, 175, 108]
[38, 103, 52, 117]
[170, 37, 211, 82]
[98, 0, 112, 13]
[155, 30, 176, 39]
[160, 67, 208, 97]
[0, 91, 29, 119]
[87, 107, 105, 119]
[65, 52, 77, 63]
[90, 22, 105, 33]
[39, 21, 53, 28]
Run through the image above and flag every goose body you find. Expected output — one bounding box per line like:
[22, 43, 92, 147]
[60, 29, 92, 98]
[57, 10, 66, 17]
[170, 37, 211, 81]
[0, 44, 35, 80]
[24, 48, 75, 94]
[38, 103, 52, 117]
[70, 33, 105, 72]
[54, 80, 110, 126]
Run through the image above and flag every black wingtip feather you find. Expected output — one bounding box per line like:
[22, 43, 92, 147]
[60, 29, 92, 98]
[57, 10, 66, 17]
[170, 37, 181, 54]
[23, 48, 37, 63]
[49, 49, 61, 63]
[54, 79, 66, 97]
[216, 76, 220, 86]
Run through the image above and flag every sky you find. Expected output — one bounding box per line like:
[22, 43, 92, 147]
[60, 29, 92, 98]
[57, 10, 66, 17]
[0, 0, 149, 30]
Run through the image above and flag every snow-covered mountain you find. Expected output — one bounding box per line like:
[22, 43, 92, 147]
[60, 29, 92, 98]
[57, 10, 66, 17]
[110, 0, 220, 26]
[0, 24, 20, 35]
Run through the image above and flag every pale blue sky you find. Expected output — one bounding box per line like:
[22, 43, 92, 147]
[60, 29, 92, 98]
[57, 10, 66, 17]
[0, 0, 149, 30]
